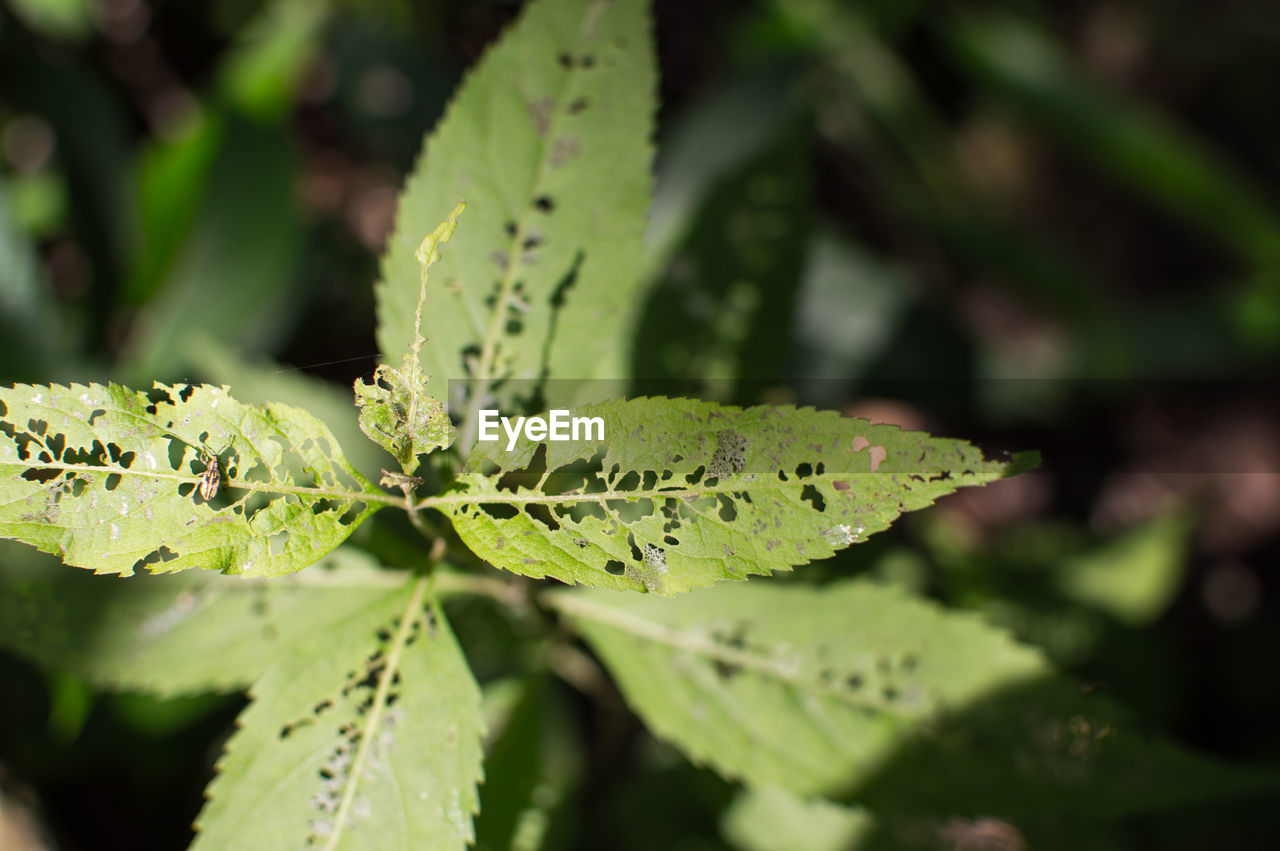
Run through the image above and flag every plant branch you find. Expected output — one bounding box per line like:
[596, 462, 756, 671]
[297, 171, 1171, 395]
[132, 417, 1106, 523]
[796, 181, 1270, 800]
[546, 639, 613, 700]
[431, 569, 511, 600]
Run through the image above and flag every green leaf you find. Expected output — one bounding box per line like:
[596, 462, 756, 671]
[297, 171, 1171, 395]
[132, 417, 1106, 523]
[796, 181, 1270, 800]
[475, 677, 544, 851]
[376, 0, 655, 421]
[0, 381, 392, 577]
[944, 13, 1280, 273]
[109, 691, 234, 737]
[216, 0, 332, 121]
[721, 786, 873, 851]
[790, 234, 915, 396]
[5, 0, 93, 41]
[554, 580, 1040, 796]
[646, 67, 800, 265]
[553, 580, 1267, 816]
[469, 676, 582, 851]
[430, 397, 1034, 594]
[0, 173, 70, 379]
[123, 118, 303, 378]
[188, 337, 387, 485]
[124, 110, 225, 306]
[0, 542, 408, 696]
[632, 127, 811, 400]
[193, 578, 485, 850]
[722, 785, 1130, 851]
[355, 353, 456, 473]
[1054, 508, 1190, 626]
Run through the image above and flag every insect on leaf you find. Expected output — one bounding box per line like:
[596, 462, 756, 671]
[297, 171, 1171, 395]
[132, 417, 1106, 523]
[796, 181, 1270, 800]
[432, 397, 1037, 594]
[0, 381, 389, 578]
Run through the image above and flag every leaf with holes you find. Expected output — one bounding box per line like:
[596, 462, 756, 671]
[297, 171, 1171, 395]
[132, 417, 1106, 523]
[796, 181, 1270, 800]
[194, 578, 484, 850]
[0, 543, 410, 696]
[354, 353, 455, 474]
[553, 581, 1267, 816]
[0, 381, 390, 578]
[375, 0, 654, 410]
[355, 203, 461, 474]
[430, 397, 1036, 594]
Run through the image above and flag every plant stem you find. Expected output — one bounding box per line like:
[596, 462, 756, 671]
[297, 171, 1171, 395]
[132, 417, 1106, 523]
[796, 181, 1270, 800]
[431, 569, 511, 600]
[546, 639, 612, 700]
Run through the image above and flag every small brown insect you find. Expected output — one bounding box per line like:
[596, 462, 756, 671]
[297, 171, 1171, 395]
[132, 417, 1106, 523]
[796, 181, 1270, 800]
[198, 447, 220, 501]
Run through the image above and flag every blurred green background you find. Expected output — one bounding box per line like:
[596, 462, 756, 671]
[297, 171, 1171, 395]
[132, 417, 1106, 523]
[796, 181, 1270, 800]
[1, 0, 1278, 848]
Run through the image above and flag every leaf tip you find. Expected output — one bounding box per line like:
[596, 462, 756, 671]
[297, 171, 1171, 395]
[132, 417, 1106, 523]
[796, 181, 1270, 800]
[999, 450, 1041, 478]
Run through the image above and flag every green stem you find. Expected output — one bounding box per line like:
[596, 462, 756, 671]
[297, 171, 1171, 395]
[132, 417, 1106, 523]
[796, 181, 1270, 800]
[402, 262, 430, 469]
[431, 568, 512, 600]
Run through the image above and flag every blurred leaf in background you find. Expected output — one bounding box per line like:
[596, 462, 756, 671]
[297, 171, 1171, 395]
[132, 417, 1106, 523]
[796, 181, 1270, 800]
[1, 0, 1279, 847]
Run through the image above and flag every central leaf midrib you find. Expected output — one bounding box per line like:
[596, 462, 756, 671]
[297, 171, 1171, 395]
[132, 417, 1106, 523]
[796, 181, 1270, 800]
[6, 457, 404, 507]
[549, 594, 905, 714]
[422, 472, 902, 510]
[324, 574, 430, 849]
[457, 35, 591, 454]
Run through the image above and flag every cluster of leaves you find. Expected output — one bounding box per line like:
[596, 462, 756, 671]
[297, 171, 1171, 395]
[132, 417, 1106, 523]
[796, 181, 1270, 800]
[1, 0, 1275, 849]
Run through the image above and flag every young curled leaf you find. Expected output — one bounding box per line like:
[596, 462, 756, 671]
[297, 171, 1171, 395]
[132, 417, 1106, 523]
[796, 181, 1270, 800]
[414, 200, 466, 269]
[0, 381, 388, 578]
[355, 202, 463, 473]
[354, 354, 455, 473]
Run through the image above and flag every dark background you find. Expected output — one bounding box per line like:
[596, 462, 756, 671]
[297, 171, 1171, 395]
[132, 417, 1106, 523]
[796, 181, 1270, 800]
[1, 0, 1278, 848]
